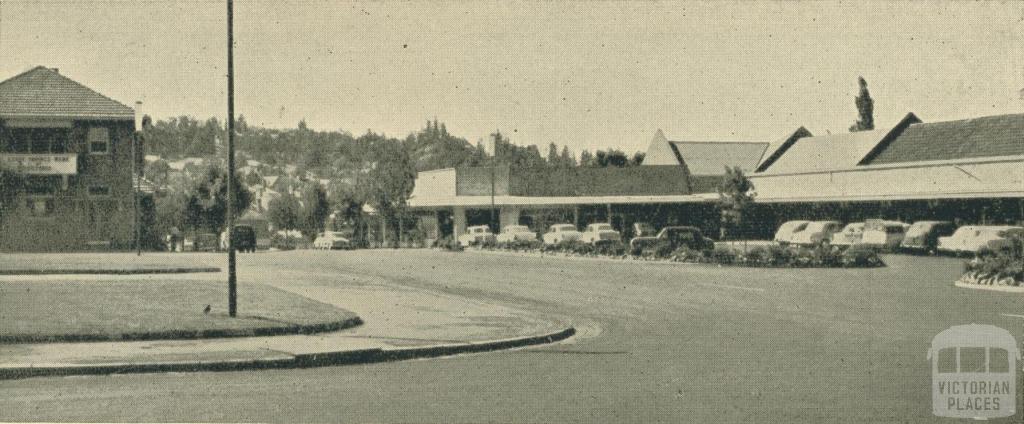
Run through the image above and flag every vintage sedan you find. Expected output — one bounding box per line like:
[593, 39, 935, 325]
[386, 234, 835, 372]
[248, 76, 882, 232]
[831, 222, 865, 247]
[790, 221, 843, 246]
[860, 220, 911, 249]
[773, 220, 810, 245]
[629, 226, 713, 254]
[313, 231, 351, 250]
[900, 221, 957, 253]
[938, 225, 1024, 255]
[580, 223, 622, 244]
[542, 224, 582, 245]
[457, 225, 496, 247]
[496, 225, 538, 243]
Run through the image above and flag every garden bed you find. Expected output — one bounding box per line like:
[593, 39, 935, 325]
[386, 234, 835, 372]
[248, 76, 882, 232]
[436, 238, 885, 268]
[956, 237, 1024, 288]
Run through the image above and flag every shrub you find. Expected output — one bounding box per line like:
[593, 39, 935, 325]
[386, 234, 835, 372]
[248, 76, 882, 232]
[966, 234, 1023, 282]
[841, 245, 883, 268]
[670, 245, 705, 263]
[710, 245, 737, 264]
[595, 240, 628, 257]
[434, 237, 464, 252]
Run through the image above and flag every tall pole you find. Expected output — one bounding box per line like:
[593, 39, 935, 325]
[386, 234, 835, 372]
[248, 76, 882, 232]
[226, 0, 237, 317]
[133, 101, 142, 256]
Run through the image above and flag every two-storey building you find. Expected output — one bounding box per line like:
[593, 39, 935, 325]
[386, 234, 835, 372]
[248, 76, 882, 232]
[0, 66, 139, 251]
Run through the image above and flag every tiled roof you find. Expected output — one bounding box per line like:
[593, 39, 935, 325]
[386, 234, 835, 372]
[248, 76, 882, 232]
[866, 113, 1024, 165]
[755, 127, 813, 172]
[0, 66, 134, 120]
[668, 141, 769, 175]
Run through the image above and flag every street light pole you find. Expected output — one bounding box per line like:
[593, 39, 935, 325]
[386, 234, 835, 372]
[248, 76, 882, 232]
[133, 101, 142, 257]
[226, 0, 237, 317]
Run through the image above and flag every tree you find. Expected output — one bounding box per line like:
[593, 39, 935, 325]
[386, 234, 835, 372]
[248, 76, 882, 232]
[559, 146, 577, 167]
[717, 166, 756, 242]
[631, 152, 646, 166]
[267, 194, 301, 234]
[298, 183, 330, 238]
[184, 166, 253, 234]
[546, 143, 559, 166]
[579, 150, 594, 167]
[361, 133, 416, 247]
[849, 76, 875, 132]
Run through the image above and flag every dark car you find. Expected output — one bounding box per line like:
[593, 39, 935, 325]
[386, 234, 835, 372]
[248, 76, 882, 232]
[900, 221, 956, 254]
[194, 233, 219, 252]
[231, 225, 257, 253]
[629, 226, 714, 255]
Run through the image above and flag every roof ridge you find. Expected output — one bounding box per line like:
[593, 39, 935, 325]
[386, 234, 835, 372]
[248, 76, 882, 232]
[0, 65, 50, 88]
[907, 112, 1024, 127]
[668, 140, 768, 145]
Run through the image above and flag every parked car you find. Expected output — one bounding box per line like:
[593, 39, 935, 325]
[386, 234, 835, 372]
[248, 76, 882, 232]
[629, 226, 714, 254]
[580, 223, 622, 244]
[900, 221, 957, 253]
[496, 225, 537, 243]
[790, 221, 842, 246]
[938, 225, 1024, 255]
[860, 220, 911, 249]
[542, 224, 582, 245]
[313, 231, 351, 250]
[773, 220, 810, 245]
[457, 225, 496, 247]
[831, 222, 865, 247]
[194, 233, 219, 252]
[222, 225, 256, 253]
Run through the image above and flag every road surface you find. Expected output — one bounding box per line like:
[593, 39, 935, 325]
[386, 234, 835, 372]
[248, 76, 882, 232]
[2, 249, 1020, 423]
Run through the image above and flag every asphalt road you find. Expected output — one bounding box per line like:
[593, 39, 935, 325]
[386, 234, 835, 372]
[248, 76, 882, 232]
[3, 249, 1022, 423]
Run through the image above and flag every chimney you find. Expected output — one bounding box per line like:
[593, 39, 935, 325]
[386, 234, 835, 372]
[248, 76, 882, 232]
[134, 101, 143, 132]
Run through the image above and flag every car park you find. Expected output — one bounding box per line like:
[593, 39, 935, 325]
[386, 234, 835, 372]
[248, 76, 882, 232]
[457, 225, 496, 247]
[629, 226, 713, 254]
[313, 231, 351, 250]
[580, 223, 622, 244]
[790, 221, 842, 246]
[900, 221, 956, 253]
[831, 222, 865, 247]
[496, 225, 537, 243]
[860, 220, 911, 249]
[938, 225, 1024, 255]
[542, 224, 582, 245]
[773, 220, 810, 245]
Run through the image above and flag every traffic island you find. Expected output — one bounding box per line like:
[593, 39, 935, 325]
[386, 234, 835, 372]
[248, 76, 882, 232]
[0, 279, 360, 344]
[0, 252, 221, 275]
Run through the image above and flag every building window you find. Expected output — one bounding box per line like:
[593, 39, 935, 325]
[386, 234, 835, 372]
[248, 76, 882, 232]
[2, 128, 70, 153]
[24, 197, 55, 217]
[88, 185, 111, 197]
[88, 127, 110, 154]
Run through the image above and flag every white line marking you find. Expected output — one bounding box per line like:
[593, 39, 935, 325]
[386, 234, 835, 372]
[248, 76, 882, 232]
[999, 313, 1024, 319]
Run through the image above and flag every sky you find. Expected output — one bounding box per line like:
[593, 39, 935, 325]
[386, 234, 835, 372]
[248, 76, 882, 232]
[0, 1, 1021, 155]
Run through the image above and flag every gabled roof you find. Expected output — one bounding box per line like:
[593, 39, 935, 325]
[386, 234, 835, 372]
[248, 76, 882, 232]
[0, 66, 134, 120]
[755, 127, 813, 172]
[758, 113, 920, 174]
[668, 141, 769, 175]
[864, 113, 1024, 165]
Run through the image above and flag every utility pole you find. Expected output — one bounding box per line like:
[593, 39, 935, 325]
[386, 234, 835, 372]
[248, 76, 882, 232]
[226, 0, 237, 317]
[133, 101, 142, 256]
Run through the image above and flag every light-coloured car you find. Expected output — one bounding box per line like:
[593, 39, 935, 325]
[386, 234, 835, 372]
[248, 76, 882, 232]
[938, 225, 1024, 254]
[901, 221, 957, 253]
[831, 222, 865, 247]
[790, 221, 843, 246]
[580, 223, 622, 244]
[457, 225, 496, 247]
[313, 231, 350, 250]
[496, 225, 537, 243]
[773, 220, 810, 245]
[860, 220, 911, 249]
[542, 224, 582, 245]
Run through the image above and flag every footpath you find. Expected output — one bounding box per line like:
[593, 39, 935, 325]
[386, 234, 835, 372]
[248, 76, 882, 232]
[0, 257, 575, 379]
